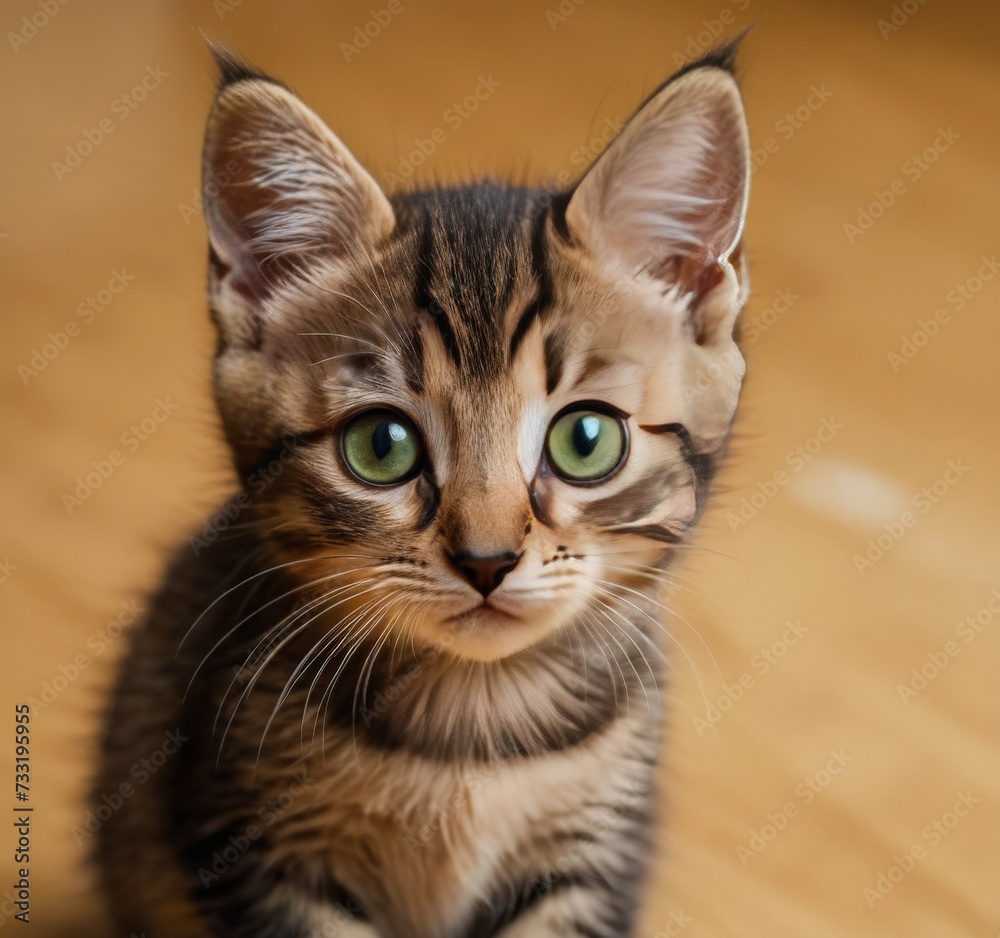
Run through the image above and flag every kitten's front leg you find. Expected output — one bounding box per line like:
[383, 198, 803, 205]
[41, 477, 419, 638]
[190, 846, 377, 938]
[497, 880, 639, 938]
[199, 889, 380, 938]
[297, 914, 379, 938]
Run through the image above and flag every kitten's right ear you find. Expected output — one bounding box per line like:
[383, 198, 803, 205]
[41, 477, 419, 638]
[202, 46, 394, 342]
[563, 43, 750, 340]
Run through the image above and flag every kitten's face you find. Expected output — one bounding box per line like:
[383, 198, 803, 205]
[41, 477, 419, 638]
[202, 51, 749, 662]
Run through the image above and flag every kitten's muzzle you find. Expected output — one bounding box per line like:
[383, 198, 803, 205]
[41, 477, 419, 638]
[448, 549, 523, 596]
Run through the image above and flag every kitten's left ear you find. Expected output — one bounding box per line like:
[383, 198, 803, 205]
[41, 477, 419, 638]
[564, 47, 750, 339]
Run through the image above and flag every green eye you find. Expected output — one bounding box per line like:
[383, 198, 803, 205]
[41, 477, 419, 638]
[342, 410, 424, 485]
[546, 406, 627, 483]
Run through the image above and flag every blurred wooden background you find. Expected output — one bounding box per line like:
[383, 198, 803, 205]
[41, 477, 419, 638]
[1, 0, 998, 935]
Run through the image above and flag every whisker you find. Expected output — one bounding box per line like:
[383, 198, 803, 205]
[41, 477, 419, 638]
[186, 565, 379, 700]
[315, 598, 397, 759]
[253, 584, 392, 760]
[577, 614, 623, 714]
[583, 577, 711, 713]
[297, 602, 385, 750]
[217, 578, 383, 763]
[178, 552, 378, 653]
[587, 597, 659, 712]
[582, 568, 724, 689]
[352, 599, 406, 756]
[302, 590, 400, 745]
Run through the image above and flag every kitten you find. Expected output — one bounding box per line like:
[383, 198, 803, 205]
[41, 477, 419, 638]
[94, 39, 750, 938]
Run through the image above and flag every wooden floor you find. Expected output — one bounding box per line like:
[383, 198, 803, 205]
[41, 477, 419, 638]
[2, 0, 998, 934]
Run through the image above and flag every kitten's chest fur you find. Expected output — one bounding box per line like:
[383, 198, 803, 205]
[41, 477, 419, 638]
[251, 717, 654, 936]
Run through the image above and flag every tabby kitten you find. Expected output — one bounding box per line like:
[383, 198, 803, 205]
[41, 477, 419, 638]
[94, 40, 750, 938]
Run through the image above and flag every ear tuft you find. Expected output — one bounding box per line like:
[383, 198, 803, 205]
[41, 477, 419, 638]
[206, 40, 281, 91]
[664, 31, 747, 85]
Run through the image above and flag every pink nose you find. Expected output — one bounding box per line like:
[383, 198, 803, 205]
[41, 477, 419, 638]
[449, 550, 523, 596]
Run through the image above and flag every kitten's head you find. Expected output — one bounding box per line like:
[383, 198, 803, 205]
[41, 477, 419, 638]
[201, 44, 750, 663]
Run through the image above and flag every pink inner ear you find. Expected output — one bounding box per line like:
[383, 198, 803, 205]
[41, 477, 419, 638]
[202, 80, 396, 304]
[206, 132, 297, 302]
[669, 253, 726, 312]
[203, 103, 306, 301]
[566, 68, 749, 300]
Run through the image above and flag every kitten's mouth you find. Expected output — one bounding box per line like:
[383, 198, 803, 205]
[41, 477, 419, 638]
[433, 596, 563, 661]
[445, 600, 520, 625]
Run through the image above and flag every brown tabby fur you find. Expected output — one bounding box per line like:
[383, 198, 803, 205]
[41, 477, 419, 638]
[94, 38, 751, 938]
